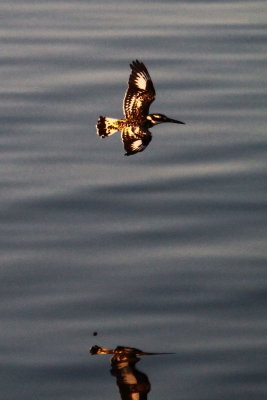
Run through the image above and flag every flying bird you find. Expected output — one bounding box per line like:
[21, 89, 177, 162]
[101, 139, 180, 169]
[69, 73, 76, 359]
[96, 60, 185, 156]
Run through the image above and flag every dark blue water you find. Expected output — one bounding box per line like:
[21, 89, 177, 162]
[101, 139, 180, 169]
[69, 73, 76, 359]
[1, 1, 267, 399]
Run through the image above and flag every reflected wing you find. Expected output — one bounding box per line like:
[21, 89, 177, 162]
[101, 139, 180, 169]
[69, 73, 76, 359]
[123, 60, 156, 119]
[121, 126, 152, 156]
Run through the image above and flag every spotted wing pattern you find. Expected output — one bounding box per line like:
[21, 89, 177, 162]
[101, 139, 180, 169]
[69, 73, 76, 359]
[121, 126, 152, 156]
[123, 60, 156, 120]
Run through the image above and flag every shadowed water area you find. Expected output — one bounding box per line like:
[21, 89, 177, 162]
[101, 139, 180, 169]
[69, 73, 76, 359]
[1, 1, 267, 399]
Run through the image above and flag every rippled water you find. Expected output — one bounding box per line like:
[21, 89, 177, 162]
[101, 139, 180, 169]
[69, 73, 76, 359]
[1, 1, 267, 399]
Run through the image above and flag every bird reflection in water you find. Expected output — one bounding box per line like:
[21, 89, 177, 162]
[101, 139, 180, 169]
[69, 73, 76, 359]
[90, 345, 173, 400]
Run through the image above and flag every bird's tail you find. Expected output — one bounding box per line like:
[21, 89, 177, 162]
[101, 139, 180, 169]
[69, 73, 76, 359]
[96, 116, 121, 138]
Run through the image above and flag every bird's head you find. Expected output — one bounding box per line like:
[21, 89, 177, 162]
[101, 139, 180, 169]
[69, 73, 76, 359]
[147, 113, 185, 126]
[90, 345, 114, 355]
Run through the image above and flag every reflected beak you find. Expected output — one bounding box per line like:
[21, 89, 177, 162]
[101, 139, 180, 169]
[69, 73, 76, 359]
[167, 117, 185, 124]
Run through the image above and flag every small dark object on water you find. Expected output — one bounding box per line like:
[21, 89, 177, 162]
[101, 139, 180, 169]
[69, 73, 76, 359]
[93, 331, 98, 336]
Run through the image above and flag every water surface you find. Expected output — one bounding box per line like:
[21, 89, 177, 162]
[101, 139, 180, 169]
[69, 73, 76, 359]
[1, 1, 267, 399]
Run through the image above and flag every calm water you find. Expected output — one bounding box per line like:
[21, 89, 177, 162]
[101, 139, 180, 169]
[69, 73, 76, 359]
[1, 1, 267, 399]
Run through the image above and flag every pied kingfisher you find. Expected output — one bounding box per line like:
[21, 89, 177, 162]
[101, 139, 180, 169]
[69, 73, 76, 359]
[96, 60, 185, 156]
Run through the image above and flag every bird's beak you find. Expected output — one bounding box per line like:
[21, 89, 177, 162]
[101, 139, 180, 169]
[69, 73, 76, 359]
[167, 117, 185, 124]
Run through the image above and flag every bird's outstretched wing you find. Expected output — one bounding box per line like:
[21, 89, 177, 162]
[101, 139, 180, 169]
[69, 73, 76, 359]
[121, 126, 152, 156]
[123, 60, 156, 119]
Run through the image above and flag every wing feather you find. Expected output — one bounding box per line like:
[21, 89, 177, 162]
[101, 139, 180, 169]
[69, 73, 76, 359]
[121, 126, 152, 156]
[123, 60, 156, 119]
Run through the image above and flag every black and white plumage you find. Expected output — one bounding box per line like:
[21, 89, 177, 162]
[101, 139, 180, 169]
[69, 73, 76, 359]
[121, 126, 152, 156]
[96, 60, 185, 156]
[123, 60, 155, 120]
